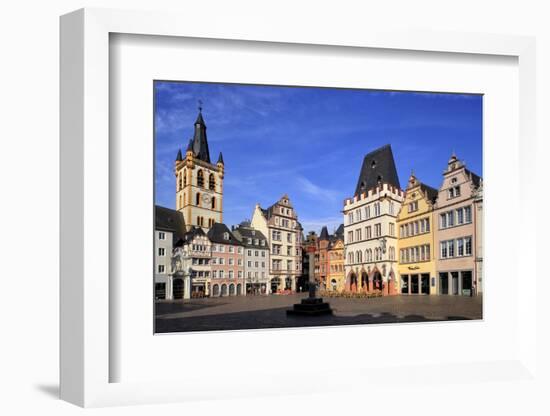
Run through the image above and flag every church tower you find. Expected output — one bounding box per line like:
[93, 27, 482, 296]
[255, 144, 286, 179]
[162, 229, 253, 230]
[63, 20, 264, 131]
[174, 105, 224, 231]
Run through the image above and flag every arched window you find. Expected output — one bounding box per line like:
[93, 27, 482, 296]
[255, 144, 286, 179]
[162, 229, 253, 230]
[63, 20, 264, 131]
[178, 173, 183, 190]
[197, 216, 200, 226]
[211, 196, 216, 210]
[356, 250, 362, 263]
[183, 169, 187, 186]
[196, 192, 201, 205]
[197, 170, 204, 187]
[179, 194, 183, 208]
[209, 173, 215, 190]
[348, 252, 353, 264]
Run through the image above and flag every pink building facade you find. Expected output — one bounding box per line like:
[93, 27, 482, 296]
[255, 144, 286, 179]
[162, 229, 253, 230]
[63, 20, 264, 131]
[434, 154, 483, 296]
[207, 223, 245, 296]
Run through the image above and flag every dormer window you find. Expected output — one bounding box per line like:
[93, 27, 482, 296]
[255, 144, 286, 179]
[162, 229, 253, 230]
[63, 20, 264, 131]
[223, 232, 229, 240]
[408, 200, 419, 213]
[448, 186, 461, 199]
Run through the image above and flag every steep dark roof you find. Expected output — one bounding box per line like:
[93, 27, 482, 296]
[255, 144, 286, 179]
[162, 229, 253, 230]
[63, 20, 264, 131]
[354, 144, 401, 196]
[420, 183, 439, 204]
[465, 168, 482, 188]
[334, 223, 344, 237]
[207, 222, 242, 246]
[232, 226, 269, 249]
[155, 205, 186, 243]
[319, 226, 329, 240]
[190, 110, 211, 163]
[176, 149, 183, 161]
[217, 152, 224, 164]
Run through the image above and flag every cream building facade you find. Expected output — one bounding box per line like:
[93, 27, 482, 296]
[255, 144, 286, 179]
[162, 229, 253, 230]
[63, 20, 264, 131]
[233, 224, 270, 295]
[175, 109, 224, 231]
[251, 195, 302, 292]
[343, 145, 404, 295]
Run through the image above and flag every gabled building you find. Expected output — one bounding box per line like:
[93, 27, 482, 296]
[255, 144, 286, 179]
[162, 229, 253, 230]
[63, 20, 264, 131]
[172, 225, 212, 298]
[343, 145, 404, 295]
[327, 224, 345, 292]
[396, 173, 438, 295]
[434, 154, 483, 296]
[174, 107, 224, 231]
[251, 195, 302, 293]
[233, 223, 270, 295]
[207, 223, 245, 296]
[154, 205, 186, 300]
[316, 226, 331, 290]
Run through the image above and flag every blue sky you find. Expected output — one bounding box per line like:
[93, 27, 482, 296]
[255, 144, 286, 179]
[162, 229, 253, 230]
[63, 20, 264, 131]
[155, 81, 482, 235]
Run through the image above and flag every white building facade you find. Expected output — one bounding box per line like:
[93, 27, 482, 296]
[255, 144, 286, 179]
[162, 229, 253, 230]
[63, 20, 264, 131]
[251, 195, 302, 293]
[342, 145, 404, 295]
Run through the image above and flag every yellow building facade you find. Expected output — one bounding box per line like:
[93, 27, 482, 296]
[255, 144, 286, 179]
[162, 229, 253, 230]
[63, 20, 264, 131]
[396, 174, 438, 295]
[327, 238, 345, 292]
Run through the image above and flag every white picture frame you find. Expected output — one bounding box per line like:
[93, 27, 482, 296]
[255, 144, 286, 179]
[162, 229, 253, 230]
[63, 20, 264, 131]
[60, 7, 538, 408]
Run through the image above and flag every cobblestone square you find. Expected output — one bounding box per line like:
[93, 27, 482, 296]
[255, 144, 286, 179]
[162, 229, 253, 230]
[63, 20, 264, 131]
[155, 293, 482, 333]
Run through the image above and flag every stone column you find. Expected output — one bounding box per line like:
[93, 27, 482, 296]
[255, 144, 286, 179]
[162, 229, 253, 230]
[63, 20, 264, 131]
[183, 273, 191, 299]
[308, 250, 316, 298]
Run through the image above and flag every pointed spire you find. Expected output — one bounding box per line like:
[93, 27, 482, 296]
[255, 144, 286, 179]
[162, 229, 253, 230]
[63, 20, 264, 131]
[186, 139, 193, 153]
[176, 148, 183, 161]
[190, 105, 210, 163]
[195, 99, 205, 125]
[319, 226, 329, 240]
[217, 151, 224, 165]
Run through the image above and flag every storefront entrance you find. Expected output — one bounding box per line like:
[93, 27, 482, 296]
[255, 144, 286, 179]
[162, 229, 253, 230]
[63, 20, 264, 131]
[173, 278, 184, 299]
[421, 274, 430, 294]
[155, 282, 166, 300]
[461, 271, 473, 296]
[439, 273, 449, 295]
[401, 274, 409, 294]
[410, 274, 419, 294]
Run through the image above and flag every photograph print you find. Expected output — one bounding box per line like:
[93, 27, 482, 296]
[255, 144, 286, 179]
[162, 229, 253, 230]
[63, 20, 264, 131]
[154, 81, 483, 333]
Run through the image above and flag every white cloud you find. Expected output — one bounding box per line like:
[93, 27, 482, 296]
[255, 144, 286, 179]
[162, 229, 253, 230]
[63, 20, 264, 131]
[295, 176, 340, 203]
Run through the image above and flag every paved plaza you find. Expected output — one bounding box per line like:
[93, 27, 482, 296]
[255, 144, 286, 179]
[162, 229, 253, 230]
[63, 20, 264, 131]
[155, 293, 483, 333]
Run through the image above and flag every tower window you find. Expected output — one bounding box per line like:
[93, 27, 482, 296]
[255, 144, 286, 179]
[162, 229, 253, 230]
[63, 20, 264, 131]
[196, 192, 201, 205]
[183, 169, 187, 186]
[197, 170, 204, 188]
[209, 174, 215, 190]
[211, 196, 216, 209]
